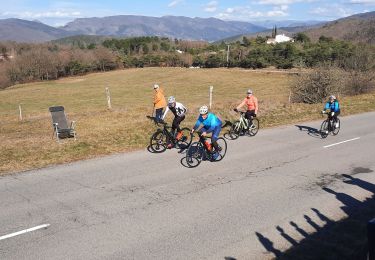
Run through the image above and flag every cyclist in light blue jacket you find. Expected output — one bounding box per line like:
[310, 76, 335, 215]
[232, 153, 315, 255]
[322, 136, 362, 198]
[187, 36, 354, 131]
[322, 95, 340, 127]
[191, 105, 222, 157]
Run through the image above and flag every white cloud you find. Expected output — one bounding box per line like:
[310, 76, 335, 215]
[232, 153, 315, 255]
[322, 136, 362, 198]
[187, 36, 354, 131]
[168, 0, 183, 7]
[217, 5, 288, 20]
[1, 10, 81, 19]
[349, 0, 375, 4]
[310, 4, 354, 18]
[280, 5, 289, 11]
[204, 1, 219, 13]
[255, 0, 315, 4]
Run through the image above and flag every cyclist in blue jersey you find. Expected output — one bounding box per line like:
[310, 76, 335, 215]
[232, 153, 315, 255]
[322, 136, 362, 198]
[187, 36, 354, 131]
[322, 95, 340, 128]
[191, 105, 222, 159]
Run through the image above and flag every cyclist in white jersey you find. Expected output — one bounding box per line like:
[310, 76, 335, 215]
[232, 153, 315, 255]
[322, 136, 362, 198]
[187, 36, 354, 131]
[162, 96, 187, 148]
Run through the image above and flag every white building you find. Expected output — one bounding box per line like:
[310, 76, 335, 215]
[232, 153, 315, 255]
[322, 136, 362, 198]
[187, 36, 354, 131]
[267, 34, 294, 44]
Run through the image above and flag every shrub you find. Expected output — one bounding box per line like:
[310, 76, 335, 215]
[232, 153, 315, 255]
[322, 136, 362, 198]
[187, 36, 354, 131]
[341, 45, 375, 95]
[291, 65, 345, 104]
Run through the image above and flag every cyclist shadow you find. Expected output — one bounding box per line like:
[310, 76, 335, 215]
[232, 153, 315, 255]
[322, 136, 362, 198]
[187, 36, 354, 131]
[147, 145, 160, 154]
[180, 157, 189, 168]
[179, 145, 210, 168]
[295, 125, 321, 138]
[222, 120, 235, 140]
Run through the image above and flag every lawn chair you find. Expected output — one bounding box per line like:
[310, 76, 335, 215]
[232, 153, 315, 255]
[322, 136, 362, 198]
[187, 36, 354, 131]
[49, 106, 76, 142]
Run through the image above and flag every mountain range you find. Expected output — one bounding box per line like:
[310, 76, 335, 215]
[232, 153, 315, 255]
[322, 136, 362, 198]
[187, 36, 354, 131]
[220, 11, 375, 44]
[0, 16, 266, 43]
[0, 12, 374, 43]
[0, 18, 73, 42]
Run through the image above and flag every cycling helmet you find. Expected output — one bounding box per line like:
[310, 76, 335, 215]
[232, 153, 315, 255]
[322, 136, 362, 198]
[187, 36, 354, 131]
[199, 105, 208, 115]
[329, 95, 336, 100]
[247, 89, 253, 94]
[168, 96, 176, 104]
[153, 84, 159, 89]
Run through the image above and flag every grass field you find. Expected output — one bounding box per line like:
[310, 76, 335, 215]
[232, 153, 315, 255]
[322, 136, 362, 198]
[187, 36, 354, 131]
[1, 67, 375, 174]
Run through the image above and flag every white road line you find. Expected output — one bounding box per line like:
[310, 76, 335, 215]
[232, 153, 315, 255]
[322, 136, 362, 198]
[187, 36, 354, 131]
[323, 137, 361, 148]
[0, 224, 50, 241]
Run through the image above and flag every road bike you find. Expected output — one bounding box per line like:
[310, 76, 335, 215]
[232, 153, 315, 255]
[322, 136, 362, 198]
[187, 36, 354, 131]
[149, 117, 192, 153]
[320, 111, 340, 138]
[185, 132, 227, 168]
[228, 111, 259, 140]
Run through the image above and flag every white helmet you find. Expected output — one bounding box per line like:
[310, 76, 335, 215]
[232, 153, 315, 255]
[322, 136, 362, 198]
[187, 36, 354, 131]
[153, 84, 159, 89]
[329, 95, 336, 100]
[199, 105, 208, 115]
[168, 96, 176, 104]
[247, 89, 253, 94]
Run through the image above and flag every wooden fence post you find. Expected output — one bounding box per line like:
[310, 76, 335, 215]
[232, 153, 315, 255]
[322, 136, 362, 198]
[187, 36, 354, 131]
[105, 87, 112, 109]
[18, 104, 23, 121]
[209, 86, 213, 109]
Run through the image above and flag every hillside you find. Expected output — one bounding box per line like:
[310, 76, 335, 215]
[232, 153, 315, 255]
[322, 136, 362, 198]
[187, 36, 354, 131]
[305, 11, 375, 44]
[252, 20, 325, 29]
[217, 25, 316, 43]
[61, 15, 266, 42]
[52, 35, 113, 46]
[0, 18, 74, 42]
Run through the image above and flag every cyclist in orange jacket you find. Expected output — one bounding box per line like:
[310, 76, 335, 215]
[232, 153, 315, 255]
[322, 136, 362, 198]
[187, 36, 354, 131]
[152, 84, 167, 123]
[234, 89, 258, 129]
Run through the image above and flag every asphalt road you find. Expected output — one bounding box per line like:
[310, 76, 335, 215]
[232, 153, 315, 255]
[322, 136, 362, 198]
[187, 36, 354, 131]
[1, 112, 374, 259]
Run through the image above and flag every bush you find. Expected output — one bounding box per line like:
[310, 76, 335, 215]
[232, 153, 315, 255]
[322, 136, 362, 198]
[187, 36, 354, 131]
[341, 45, 375, 95]
[345, 71, 375, 95]
[291, 65, 345, 104]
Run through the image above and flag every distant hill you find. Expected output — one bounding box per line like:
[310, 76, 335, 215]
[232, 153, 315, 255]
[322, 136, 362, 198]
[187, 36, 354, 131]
[0, 18, 74, 42]
[218, 11, 375, 45]
[61, 15, 267, 42]
[305, 11, 375, 44]
[1, 12, 374, 44]
[252, 20, 325, 29]
[217, 24, 320, 43]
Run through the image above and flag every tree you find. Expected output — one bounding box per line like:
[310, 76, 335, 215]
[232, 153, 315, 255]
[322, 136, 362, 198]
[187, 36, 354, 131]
[294, 33, 310, 43]
[242, 36, 250, 47]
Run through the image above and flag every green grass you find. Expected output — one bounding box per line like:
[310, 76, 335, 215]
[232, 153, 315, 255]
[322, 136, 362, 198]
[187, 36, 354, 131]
[1, 67, 375, 174]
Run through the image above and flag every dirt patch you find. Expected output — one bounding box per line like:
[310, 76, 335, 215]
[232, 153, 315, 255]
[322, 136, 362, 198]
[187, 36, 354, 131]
[352, 167, 373, 175]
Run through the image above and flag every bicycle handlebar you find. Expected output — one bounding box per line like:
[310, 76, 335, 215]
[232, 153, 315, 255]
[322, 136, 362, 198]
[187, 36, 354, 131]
[233, 109, 245, 114]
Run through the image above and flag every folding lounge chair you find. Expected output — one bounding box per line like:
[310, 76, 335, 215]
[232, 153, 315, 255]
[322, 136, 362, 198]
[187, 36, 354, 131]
[49, 106, 76, 142]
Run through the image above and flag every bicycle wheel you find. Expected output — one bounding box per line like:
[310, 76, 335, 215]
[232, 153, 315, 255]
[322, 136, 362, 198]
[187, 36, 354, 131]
[248, 118, 259, 136]
[320, 120, 329, 139]
[150, 130, 167, 153]
[186, 142, 204, 168]
[214, 137, 227, 162]
[229, 121, 241, 140]
[332, 118, 340, 136]
[176, 127, 193, 149]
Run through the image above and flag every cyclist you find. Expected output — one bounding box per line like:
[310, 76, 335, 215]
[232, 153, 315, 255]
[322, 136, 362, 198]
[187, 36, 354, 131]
[153, 84, 166, 123]
[234, 89, 258, 129]
[162, 96, 188, 149]
[191, 105, 222, 159]
[322, 95, 340, 128]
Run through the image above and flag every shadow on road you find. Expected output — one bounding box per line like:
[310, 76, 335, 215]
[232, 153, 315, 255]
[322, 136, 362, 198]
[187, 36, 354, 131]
[252, 167, 375, 260]
[222, 120, 236, 141]
[295, 125, 321, 138]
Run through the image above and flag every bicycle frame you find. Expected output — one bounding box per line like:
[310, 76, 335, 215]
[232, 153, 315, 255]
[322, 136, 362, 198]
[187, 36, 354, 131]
[233, 112, 249, 132]
[323, 112, 335, 132]
[159, 124, 177, 144]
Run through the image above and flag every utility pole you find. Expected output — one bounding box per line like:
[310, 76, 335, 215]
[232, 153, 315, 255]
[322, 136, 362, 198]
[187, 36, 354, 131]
[226, 44, 230, 67]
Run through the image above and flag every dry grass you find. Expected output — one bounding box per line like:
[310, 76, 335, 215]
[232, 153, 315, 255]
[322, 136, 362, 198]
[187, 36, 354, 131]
[1, 67, 375, 175]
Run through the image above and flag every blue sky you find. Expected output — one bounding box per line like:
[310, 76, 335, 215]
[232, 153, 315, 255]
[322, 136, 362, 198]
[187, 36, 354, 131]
[1, 0, 374, 26]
